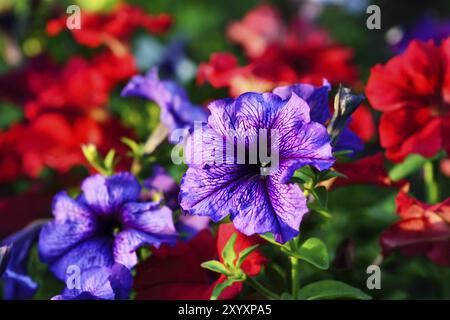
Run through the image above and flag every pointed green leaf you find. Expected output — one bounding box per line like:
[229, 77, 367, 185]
[104, 149, 116, 173]
[388, 154, 427, 181]
[121, 137, 143, 155]
[311, 186, 328, 208]
[221, 233, 237, 268]
[236, 244, 259, 269]
[297, 280, 371, 300]
[210, 278, 239, 300]
[307, 202, 332, 219]
[318, 170, 347, 181]
[294, 166, 315, 182]
[201, 260, 230, 276]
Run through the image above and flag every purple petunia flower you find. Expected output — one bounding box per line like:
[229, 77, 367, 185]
[273, 81, 363, 154]
[52, 264, 132, 300]
[38, 172, 176, 281]
[121, 67, 207, 135]
[1, 221, 44, 300]
[179, 91, 335, 243]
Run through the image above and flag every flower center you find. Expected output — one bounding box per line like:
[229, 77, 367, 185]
[99, 215, 122, 238]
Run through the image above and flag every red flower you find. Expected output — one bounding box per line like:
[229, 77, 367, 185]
[333, 153, 405, 188]
[348, 103, 376, 143]
[133, 223, 266, 300]
[227, 4, 285, 59]
[47, 4, 171, 48]
[381, 192, 450, 265]
[197, 5, 358, 97]
[11, 113, 133, 178]
[23, 51, 136, 119]
[0, 126, 22, 184]
[366, 39, 450, 163]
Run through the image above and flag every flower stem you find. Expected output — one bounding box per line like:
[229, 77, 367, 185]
[289, 238, 300, 299]
[290, 256, 300, 299]
[423, 161, 439, 204]
[246, 277, 279, 300]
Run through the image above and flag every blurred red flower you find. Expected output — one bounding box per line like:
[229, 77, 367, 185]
[15, 113, 133, 178]
[46, 3, 171, 48]
[333, 153, 404, 188]
[197, 4, 358, 97]
[366, 39, 450, 163]
[381, 192, 450, 265]
[348, 103, 376, 143]
[133, 223, 266, 300]
[0, 126, 22, 184]
[24, 51, 136, 119]
[0, 113, 133, 182]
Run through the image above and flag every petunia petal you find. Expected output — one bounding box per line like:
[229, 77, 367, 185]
[113, 229, 173, 269]
[47, 236, 114, 280]
[80, 172, 141, 216]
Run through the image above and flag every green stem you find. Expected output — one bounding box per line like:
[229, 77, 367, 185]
[289, 238, 300, 299]
[423, 161, 439, 204]
[246, 277, 279, 300]
[290, 256, 300, 299]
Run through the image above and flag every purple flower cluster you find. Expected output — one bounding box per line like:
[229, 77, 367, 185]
[27, 80, 360, 299]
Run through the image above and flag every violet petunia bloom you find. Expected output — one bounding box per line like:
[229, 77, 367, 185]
[179, 91, 335, 243]
[38, 172, 176, 281]
[1, 221, 45, 300]
[273, 81, 363, 154]
[52, 264, 132, 300]
[121, 67, 207, 135]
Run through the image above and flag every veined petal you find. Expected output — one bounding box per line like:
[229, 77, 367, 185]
[231, 174, 307, 243]
[39, 216, 96, 265]
[47, 236, 114, 280]
[279, 121, 334, 181]
[120, 202, 176, 236]
[80, 172, 141, 216]
[273, 81, 331, 124]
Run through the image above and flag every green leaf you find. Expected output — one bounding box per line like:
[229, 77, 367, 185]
[221, 233, 237, 269]
[294, 166, 315, 183]
[388, 154, 427, 181]
[282, 238, 329, 270]
[81, 144, 117, 176]
[307, 201, 332, 219]
[121, 137, 143, 156]
[210, 278, 239, 300]
[236, 244, 259, 269]
[318, 170, 347, 181]
[259, 233, 283, 247]
[201, 260, 230, 276]
[311, 186, 328, 208]
[104, 149, 116, 173]
[297, 280, 371, 300]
